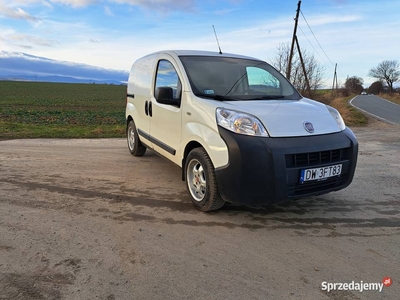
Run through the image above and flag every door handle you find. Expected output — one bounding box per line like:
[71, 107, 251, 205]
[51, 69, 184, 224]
[145, 101, 149, 116]
[149, 101, 153, 117]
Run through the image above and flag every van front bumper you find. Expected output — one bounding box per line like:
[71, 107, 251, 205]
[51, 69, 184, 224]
[215, 127, 358, 206]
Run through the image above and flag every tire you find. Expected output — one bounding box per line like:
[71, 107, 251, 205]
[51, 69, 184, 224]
[185, 148, 225, 211]
[126, 120, 146, 156]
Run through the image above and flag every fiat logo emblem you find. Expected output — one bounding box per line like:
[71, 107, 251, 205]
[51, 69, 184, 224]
[303, 121, 314, 133]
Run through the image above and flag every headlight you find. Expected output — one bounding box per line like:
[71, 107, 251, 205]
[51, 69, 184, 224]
[327, 105, 346, 131]
[216, 108, 269, 136]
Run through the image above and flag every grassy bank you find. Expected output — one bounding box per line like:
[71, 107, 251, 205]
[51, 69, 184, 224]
[0, 81, 126, 139]
[330, 96, 368, 126]
[380, 93, 400, 105]
[313, 90, 368, 127]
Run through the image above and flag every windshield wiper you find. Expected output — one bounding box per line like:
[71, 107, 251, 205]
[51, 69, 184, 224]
[196, 93, 286, 101]
[195, 94, 240, 101]
[251, 95, 286, 100]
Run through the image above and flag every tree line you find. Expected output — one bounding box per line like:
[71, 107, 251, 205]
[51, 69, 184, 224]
[345, 60, 400, 94]
[271, 42, 400, 95]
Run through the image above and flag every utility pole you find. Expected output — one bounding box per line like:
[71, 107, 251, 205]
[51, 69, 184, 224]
[286, 1, 311, 96]
[331, 63, 337, 98]
[295, 36, 311, 96]
[286, 1, 301, 80]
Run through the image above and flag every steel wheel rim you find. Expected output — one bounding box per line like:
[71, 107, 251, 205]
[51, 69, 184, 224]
[187, 159, 206, 202]
[128, 126, 135, 151]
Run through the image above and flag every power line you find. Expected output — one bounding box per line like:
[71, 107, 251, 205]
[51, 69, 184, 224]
[297, 23, 335, 87]
[300, 10, 334, 66]
[299, 9, 347, 80]
[298, 24, 329, 68]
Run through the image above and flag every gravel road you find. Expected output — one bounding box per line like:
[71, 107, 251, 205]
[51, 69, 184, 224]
[0, 120, 399, 300]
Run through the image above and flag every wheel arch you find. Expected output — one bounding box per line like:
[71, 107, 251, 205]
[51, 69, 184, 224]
[181, 141, 204, 181]
[126, 115, 133, 127]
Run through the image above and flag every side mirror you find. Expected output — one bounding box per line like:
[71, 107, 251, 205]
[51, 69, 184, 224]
[155, 87, 180, 106]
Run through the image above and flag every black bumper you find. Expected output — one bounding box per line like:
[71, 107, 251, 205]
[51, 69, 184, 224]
[215, 127, 358, 205]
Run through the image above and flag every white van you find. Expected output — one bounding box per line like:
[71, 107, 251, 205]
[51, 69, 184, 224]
[126, 50, 358, 211]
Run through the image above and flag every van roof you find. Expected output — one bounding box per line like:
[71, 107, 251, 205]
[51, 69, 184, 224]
[149, 50, 260, 61]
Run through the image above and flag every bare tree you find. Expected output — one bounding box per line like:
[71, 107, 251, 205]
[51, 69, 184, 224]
[368, 60, 400, 93]
[345, 76, 364, 94]
[368, 81, 384, 95]
[271, 43, 292, 76]
[270, 42, 325, 95]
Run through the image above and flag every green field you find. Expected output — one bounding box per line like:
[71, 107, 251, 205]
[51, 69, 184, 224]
[0, 81, 127, 139]
[0, 81, 368, 140]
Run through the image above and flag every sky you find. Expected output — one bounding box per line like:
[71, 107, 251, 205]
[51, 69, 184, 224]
[1, 0, 400, 87]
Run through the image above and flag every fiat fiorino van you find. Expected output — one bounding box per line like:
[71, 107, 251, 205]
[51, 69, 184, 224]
[126, 50, 358, 211]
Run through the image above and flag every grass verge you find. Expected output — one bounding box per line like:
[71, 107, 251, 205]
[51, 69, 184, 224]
[313, 90, 368, 127]
[380, 93, 400, 105]
[330, 96, 368, 126]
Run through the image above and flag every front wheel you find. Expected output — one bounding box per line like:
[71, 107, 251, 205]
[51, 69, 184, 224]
[185, 148, 225, 212]
[127, 120, 146, 156]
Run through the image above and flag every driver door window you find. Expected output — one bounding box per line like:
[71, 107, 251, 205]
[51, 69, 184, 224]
[155, 60, 181, 104]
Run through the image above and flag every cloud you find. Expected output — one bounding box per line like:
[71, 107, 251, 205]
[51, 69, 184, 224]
[49, 0, 97, 8]
[0, 3, 41, 21]
[104, 6, 115, 17]
[301, 14, 362, 26]
[7, 33, 58, 47]
[112, 0, 197, 12]
[0, 50, 128, 83]
[2, 0, 98, 9]
[213, 8, 238, 15]
[17, 44, 34, 49]
[20, 0, 197, 11]
[8, 1, 45, 4]
[0, 0, 198, 18]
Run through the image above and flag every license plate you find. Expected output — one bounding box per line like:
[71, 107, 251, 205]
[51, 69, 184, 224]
[300, 164, 342, 183]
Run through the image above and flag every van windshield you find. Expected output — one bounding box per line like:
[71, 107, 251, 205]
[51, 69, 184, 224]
[179, 56, 301, 101]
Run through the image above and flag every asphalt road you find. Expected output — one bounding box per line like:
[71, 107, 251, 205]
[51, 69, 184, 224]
[350, 95, 400, 124]
[0, 123, 399, 299]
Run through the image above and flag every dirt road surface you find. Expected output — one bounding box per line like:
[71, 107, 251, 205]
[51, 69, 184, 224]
[1, 120, 399, 300]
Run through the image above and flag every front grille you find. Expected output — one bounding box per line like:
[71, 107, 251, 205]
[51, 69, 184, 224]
[285, 148, 350, 168]
[285, 147, 351, 197]
[287, 176, 348, 196]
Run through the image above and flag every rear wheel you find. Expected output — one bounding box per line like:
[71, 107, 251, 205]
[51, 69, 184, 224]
[185, 148, 225, 211]
[127, 120, 146, 156]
